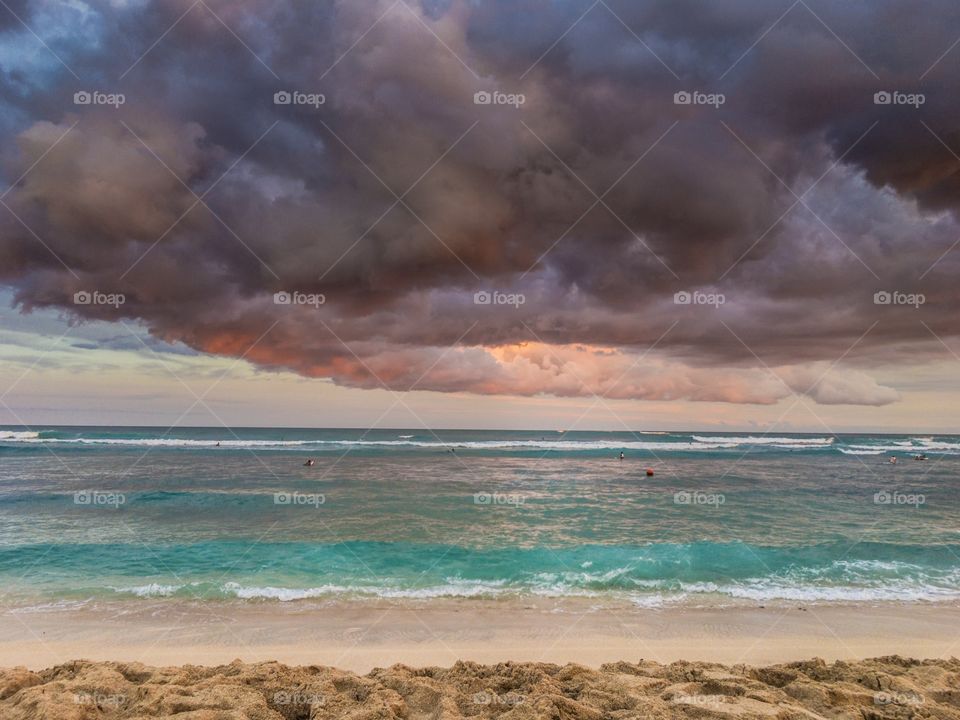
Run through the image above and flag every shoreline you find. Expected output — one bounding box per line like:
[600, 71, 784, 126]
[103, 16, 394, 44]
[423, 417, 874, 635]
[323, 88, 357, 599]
[3, 599, 959, 673]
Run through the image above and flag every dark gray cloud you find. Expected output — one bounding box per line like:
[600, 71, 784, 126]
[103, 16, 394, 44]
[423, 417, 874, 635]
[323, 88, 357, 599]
[1, 0, 959, 404]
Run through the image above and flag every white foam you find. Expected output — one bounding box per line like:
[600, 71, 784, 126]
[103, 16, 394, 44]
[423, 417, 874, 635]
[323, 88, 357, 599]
[221, 579, 512, 601]
[223, 582, 353, 601]
[693, 435, 834, 446]
[0, 436, 738, 451]
[0, 430, 40, 440]
[110, 583, 183, 597]
[6, 599, 92, 614]
[839, 439, 960, 454]
[3, 437, 317, 447]
[686, 582, 960, 603]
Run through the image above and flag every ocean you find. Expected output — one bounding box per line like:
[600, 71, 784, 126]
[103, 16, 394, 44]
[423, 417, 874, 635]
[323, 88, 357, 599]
[0, 426, 957, 610]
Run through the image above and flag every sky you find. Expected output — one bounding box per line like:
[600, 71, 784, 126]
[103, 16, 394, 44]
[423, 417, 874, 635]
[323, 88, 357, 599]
[1, 0, 960, 432]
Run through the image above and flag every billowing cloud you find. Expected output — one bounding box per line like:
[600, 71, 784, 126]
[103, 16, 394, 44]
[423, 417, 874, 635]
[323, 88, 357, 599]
[1, 0, 958, 406]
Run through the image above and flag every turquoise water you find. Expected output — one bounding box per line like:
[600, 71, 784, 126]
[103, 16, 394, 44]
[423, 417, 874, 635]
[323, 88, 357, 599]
[0, 426, 958, 608]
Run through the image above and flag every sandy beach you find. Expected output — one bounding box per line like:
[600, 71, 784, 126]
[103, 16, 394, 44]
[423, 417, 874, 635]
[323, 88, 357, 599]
[3, 600, 960, 672]
[4, 653, 960, 719]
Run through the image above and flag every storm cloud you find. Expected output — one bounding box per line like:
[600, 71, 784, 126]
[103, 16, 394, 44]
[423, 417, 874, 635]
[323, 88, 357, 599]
[2, 0, 959, 406]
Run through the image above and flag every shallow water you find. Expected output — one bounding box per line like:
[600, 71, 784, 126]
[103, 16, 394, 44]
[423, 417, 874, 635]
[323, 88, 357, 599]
[0, 426, 957, 608]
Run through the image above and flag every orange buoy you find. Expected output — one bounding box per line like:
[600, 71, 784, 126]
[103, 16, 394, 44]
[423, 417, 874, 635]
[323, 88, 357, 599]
[646, 468, 654, 477]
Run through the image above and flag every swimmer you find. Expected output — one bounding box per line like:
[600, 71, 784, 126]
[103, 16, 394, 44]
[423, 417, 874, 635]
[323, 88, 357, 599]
[304, 459, 316, 467]
[889, 456, 897, 464]
[619, 451, 624, 460]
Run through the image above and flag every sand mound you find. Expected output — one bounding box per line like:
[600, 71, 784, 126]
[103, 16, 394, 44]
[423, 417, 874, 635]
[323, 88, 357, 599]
[1, 656, 958, 719]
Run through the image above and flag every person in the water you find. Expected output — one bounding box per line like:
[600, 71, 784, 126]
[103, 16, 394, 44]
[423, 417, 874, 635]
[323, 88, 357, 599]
[304, 459, 316, 466]
[619, 452, 624, 460]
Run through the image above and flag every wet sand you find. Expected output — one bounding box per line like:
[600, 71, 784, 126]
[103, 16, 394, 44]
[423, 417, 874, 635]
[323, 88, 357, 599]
[2, 599, 959, 672]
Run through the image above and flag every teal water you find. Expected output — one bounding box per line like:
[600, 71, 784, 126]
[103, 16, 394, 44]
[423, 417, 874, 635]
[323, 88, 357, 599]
[0, 426, 958, 608]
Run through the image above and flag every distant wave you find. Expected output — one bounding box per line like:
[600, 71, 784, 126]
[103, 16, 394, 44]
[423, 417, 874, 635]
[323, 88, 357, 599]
[2, 430, 959, 455]
[840, 439, 960, 455]
[0, 431, 39, 440]
[0, 434, 819, 451]
[4, 437, 319, 447]
[0, 435, 739, 451]
[692, 435, 834, 446]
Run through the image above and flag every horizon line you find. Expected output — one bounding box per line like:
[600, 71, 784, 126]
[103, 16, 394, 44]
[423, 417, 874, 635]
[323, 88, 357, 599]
[0, 423, 953, 436]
